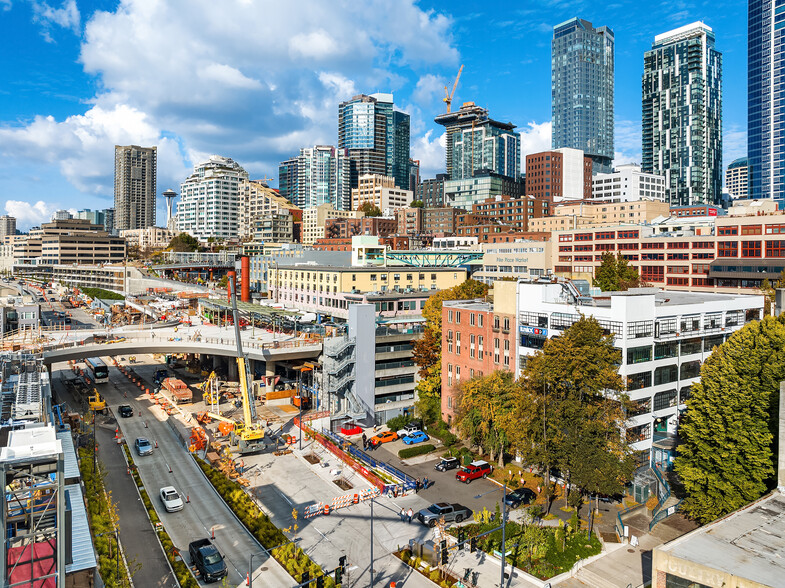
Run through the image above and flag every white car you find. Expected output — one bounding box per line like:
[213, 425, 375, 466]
[159, 486, 184, 512]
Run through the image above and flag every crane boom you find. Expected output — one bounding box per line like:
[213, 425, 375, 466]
[443, 64, 464, 113]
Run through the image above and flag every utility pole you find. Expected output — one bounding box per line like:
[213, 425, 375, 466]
[370, 496, 375, 587]
[500, 482, 507, 588]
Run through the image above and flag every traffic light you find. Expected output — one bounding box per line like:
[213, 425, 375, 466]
[334, 567, 342, 584]
[458, 528, 465, 544]
[441, 546, 449, 565]
[316, 575, 324, 588]
[301, 571, 310, 584]
[338, 555, 347, 569]
[470, 537, 477, 553]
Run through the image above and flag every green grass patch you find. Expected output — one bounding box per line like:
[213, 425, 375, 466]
[81, 286, 125, 300]
[448, 519, 601, 580]
[398, 444, 436, 459]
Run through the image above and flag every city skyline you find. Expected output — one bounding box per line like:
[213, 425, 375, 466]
[0, 0, 750, 229]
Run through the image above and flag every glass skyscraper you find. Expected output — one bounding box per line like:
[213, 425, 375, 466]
[277, 146, 351, 211]
[551, 18, 614, 173]
[642, 22, 722, 206]
[434, 102, 520, 181]
[338, 93, 410, 189]
[749, 0, 785, 201]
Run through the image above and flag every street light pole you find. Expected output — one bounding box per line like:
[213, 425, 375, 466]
[501, 482, 507, 588]
[370, 496, 375, 587]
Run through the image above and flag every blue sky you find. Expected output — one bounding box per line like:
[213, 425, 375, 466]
[0, 0, 748, 230]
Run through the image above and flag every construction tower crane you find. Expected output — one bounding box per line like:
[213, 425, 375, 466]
[228, 278, 265, 454]
[443, 65, 464, 113]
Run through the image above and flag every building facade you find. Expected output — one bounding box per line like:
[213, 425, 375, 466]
[749, 0, 785, 202]
[351, 174, 413, 213]
[120, 226, 174, 251]
[525, 149, 593, 203]
[301, 204, 365, 246]
[14, 219, 126, 266]
[0, 216, 16, 240]
[395, 207, 423, 236]
[514, 282, 763, 464]
[434, 102, 520, 181]
[278, 146, 352, 211]
[114, 144, 157, 230]
[592, 164, 666, 202]
[552, 18, 615, 173]
[338, 93, 410, 189]
[176, 155, 249, 241]
[528, 199, 670, 232]
[642, 22, 723, 206]
[444, 171, 525, 211]
[726, 157, 750, 200]
[473, 240, 554, 284]
[417, 174, 448, 208]
[324, 216, 397, 240]
[238, 179, 301, 240]
[423, 207, 460, 235]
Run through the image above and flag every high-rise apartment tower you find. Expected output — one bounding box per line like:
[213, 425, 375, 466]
[551, 18, 615, 173]
[114, 145, 157, 230]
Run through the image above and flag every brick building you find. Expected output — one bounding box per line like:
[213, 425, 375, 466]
[525, 148, 593, 202]
[324, 216, 397, 240]
[423, 207, 460, 235]
[396, 207, 423, 236]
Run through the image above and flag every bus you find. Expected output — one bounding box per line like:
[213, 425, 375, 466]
[85, 357, 109, 384]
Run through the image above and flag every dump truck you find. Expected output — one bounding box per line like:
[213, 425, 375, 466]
[153, 369, 169, 386]
[161, 378, 193, 404]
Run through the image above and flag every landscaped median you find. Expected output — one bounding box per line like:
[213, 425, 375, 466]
[398, 443, 436, 459]
[121, 444, 199, 588]
[78, 447, 133, 588]
[195, 457, 340, 587]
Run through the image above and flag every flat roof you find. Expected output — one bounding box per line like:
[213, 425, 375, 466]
[443, 299, 491, 311]
[656, 492, 785, 586]
[275, 264, 461, 271]
[65, 484, 98, 573]
[56, 429, 79, 480]
[0, 425, 62, 462]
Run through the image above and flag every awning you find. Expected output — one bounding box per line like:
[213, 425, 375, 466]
[65, 484, 98, 573]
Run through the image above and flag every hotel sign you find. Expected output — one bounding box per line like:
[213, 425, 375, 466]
[519, 325, 547, 337]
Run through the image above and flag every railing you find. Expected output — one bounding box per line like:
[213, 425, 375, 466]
[330, 369, 356, 392]
[648, 463, 683, 530]
[320, 428, 417, 493]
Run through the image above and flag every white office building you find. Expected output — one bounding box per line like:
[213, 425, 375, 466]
[592, 164, 666, 203]
[515, 281, 763, 466]
[176, 155, 249, 241]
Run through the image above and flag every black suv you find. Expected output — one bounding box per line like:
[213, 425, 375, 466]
[434, 457, 460, 472]
[118, 405, 134, 418]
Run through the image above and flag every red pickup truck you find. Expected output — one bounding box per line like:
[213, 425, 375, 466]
[455, 460, 493, 484]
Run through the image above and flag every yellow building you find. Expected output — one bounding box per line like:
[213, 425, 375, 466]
[239, 179, 301, 240]
[270, 263, 467, 318]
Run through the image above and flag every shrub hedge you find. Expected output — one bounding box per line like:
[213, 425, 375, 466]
[122, 445, 198, 588]
[398, 444, 436, 459]
[81, 286, 125, 300]
[78, 448, 131, 588]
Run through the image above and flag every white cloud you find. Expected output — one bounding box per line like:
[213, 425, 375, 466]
[723, 123, 746, 166]
[5, 200, 57, 226]
[411, 130, 446, 179]
[2, 0, 458, 205]
[411, 74, 446, 109]
[614, 119, 642, 165]
[31, 0, 80, 41]
[519, 121, 552, 170]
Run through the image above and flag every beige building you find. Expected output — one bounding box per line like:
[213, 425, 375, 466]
[114, 144, 157, 230]
[528, 199, 670, 232]
[725, 157, 749, 200]
[474, 240, 554, 284]
[302, 204, 365, 246]
[120, 226, 174, 251]
[352, 174, 412, 213]
[238, 179, 301, 240]
[651, 492, 785, 588]
[253, 213, 293, 243]
[15, 219, 126, 265]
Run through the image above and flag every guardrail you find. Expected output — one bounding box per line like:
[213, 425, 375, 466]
[648, 463, 682, 531]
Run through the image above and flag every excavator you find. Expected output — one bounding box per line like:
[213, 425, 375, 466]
[225, 278, 265, 454]
[88, 389, 107, 414]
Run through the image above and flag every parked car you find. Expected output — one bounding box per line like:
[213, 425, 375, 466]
[159, 486, 184, 512]
[135, 437, 153, 456]
[504, 487, 537, 509]
[417, 502, 473, 527]
[396, 422, 422, 438]
[455, 460, 493, 484]
[369, 431, 398, 445]
[434, 457, 460, 472]
[118, 404, 134, 418]
[188, 538, 227, 583]
[402, 431, 429, 445]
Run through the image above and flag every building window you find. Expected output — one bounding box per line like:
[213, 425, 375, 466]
[653, 389, 678, 412]
[478, 314, 483, 327]
[627, 346, 652, 364]
[680, 360, 701, 380]
[447, 330, 453, 353]
[456, 311, 461, 324]
[478, 336, 484, 359]
[456, 332, 461, 354]
[717, 241, 738, 257]
[742, 241, 762, 257]
[627, 371, 652, 390]
[448, 310, 453, 323]
[654, 365, 678, 386]
[470, 313, 475, 326]
[470, 334, 475, 358]
[680, 338, 702, 355]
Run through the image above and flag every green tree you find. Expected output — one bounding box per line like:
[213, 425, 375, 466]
[593, 252, 643, 292]
[513, 317, 633, 497]
[412, 279, 489, 424]
[409, 200, 424, 208]
[456, 371, 518, 465]
[759, 269, 785, 315]
[167, 233, 201, 252]
[675, 316, 782, 524]
[357, 202, 382, 217]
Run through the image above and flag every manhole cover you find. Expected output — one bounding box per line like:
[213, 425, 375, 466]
[627, 549, 636, 553]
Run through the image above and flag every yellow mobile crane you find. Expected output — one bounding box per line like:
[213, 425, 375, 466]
[228, 278, 265, 454]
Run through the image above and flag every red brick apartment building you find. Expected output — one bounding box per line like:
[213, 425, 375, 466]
[324, 216, 397, 239]
[525, 150, 592, 202]
[441, 299, 516, 423]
